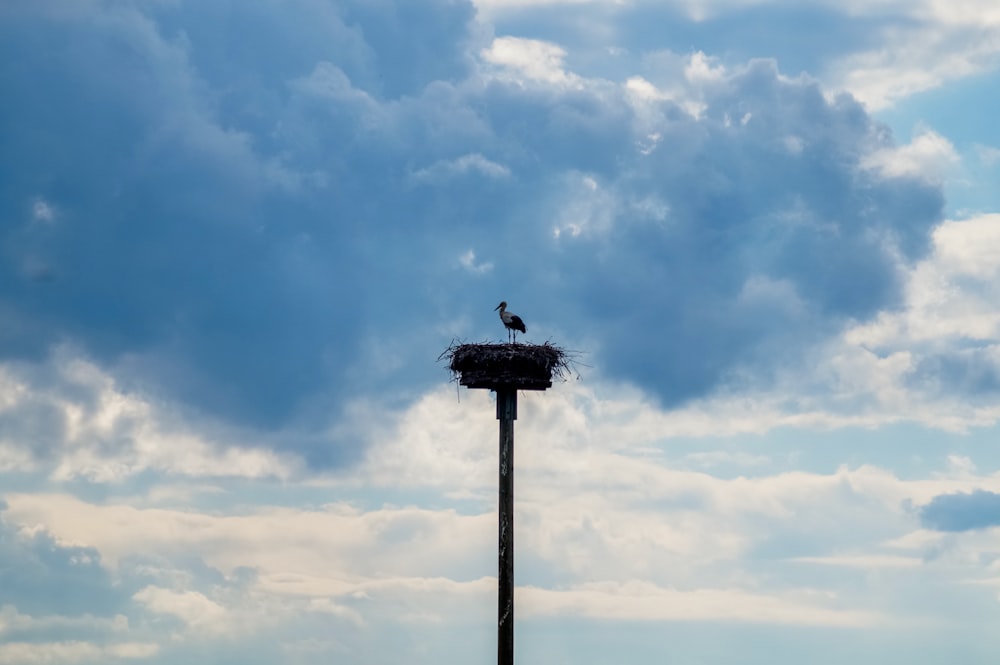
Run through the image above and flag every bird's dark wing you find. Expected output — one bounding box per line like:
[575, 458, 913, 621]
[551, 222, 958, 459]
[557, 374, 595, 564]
[510, 315, 526, 333]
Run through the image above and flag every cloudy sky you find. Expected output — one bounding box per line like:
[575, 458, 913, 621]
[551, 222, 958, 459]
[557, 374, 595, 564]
[2, 0, 1000, 663]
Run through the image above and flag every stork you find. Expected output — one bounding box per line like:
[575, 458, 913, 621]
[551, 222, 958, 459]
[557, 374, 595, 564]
[495, 301, 527, 343]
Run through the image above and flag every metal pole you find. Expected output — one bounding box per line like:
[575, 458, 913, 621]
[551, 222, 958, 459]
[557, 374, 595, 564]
[496, 388, 517, 665]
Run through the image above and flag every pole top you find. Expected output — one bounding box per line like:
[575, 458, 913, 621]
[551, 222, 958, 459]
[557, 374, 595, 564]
[495, 388, 518, 420]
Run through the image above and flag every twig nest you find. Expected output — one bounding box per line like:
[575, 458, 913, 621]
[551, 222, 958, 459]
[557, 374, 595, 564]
[440, 341, 573, 391]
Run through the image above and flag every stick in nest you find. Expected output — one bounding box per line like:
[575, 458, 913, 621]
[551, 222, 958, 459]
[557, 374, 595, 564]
[438, 339, 581, 387]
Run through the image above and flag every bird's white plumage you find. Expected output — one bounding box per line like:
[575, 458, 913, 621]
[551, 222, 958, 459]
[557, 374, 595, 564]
[495, 301, 526, 343]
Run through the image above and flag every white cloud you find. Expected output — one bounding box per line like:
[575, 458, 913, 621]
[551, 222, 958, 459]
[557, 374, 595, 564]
[323, 382, 1000, 591]
[345, 375, 1000, 509]
[626, 51, 728, 120]
[2, 493, 494, 582]
[625, 76, 664, 101]
[682, 450, 770, 468]
[411, 153, 511, 184]
[847, 213, 1000, 348]
[912, 0, 1000, 26]
[132, 586, 227, 633]
[0, 348, 301, 482]
[482, 36, 580, 87]
[31, 198, 55, 223]
[4, 363, 1000, 649]
[458, 249, 495, 275]
[520, 582, 885, 626]
[788, 555, 924, 569]
[477, 0, 1000, 109]
[0, 640, 158, 664]
[305, 598, 364, 625]
[828, 7, 1000, 109]
[0, 606, 130, 637]
[684, 51, 726, 84]
[862, 129, 959, 183]
[552, 172, 617, 238]
[929, 214, 1000, 281]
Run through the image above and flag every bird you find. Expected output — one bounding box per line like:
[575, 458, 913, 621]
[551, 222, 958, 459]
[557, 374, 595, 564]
[495, 301, 526, 343]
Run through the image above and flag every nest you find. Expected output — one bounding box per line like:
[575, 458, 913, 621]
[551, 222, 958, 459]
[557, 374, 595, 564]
[440, 340, 575, 391]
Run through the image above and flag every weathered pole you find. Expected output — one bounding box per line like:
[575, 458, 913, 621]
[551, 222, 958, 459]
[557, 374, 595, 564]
[496, 388, 517, 665]
[444, 341, 566, 665]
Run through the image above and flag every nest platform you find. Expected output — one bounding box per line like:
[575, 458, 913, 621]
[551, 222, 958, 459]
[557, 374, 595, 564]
[441, 342, 570, 391]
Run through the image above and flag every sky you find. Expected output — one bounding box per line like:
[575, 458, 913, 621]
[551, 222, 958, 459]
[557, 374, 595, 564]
[1, 0, 1000, 663]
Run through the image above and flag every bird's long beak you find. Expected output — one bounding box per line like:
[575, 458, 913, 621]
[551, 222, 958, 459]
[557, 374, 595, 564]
[494, 303, 502, 311]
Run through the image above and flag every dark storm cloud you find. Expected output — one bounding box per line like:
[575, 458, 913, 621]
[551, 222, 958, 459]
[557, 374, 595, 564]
[151, 0, 479, 101]
[0, 2, 380, 430]
[920, 490, 1000, 532]
[532, 61, 943, 401]
[0, 1, 944, 463]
